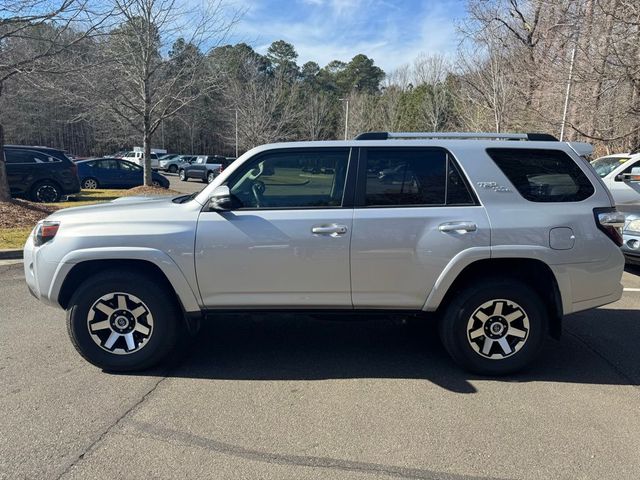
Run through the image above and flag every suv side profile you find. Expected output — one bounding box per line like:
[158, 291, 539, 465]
[23, 132, 625, 375]
[4, 145, 81, 202]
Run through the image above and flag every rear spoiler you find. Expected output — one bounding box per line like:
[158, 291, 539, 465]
[567, 142, 594, 158]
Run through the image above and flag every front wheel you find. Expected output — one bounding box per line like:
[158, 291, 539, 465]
[439, 279, 547, 375]
[66, 270, 181, 371]
[168, 164, 178, 174]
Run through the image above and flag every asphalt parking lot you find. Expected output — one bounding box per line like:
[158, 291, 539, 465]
[1, 261, 639, 480]
[162, 171, 207, 195]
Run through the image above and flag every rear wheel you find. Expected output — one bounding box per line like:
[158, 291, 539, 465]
[30, 181, 62, 203]
[179, 169, 186, 181]
[168, 164, 178, 174]
[66, 270, 181, 371]
[439, 279, 546, 375]
[82, 177, 99, 189]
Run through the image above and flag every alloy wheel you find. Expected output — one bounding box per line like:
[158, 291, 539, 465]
[83, 178, 98, 189]
[466, 299, 529, 360]
[86, 292, 154, 354]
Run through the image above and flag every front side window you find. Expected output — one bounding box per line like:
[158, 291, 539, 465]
[487, 148, 595, 202]
[363, 148, 474, 207]
[227, 149, 350, 209]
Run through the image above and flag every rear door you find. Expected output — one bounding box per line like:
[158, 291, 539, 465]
[351, 147, 490, 309]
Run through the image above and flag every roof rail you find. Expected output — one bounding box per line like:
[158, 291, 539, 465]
[354, 131, 559, 141]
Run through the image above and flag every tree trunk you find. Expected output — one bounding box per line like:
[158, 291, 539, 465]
[0, 81, 10, 202]
[143, 79, 152, 186]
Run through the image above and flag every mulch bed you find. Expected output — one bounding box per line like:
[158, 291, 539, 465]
[0, 199, 57, 229]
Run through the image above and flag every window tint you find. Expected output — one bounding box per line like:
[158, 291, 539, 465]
[96, 159, 120, 170]
[228, 149, 350, 208]
[4, 149, 59, 164]
[119, 160, 141, 171]
[487, 148, 595, 202]
[364, 148, 474, 207]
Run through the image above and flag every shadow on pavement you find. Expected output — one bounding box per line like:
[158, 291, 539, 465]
[127, 306, 640, 394]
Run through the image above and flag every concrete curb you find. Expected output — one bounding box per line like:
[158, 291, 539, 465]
[0, 249, 23, 260]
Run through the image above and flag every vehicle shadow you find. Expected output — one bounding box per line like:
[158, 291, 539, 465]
[131, 307, 640, 394]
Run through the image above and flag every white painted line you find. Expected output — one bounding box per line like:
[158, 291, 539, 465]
[623, 288, 640, 292]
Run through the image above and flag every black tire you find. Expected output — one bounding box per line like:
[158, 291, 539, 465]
[207, 171, 215, 184]
[438, 279, 547, 376]
[152, 180, 161, 187]
[168, 164, 178, 174]
[66, 269, 181, 372]
[179, 169, 187, 181]
[30, 180, 62, 203]
[82, 177, 99, 189]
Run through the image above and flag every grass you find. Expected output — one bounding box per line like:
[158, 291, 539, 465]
[0, 227, 33, 250]
[49, 189, 130, 208]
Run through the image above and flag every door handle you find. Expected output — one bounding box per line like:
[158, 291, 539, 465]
[311, 224, 348, 236]
[438, 221, 477, 233]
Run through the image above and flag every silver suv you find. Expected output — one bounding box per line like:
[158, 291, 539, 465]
[23, 132, 626, 375]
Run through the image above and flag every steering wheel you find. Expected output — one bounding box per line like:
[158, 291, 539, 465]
[251, 181, 265, 207]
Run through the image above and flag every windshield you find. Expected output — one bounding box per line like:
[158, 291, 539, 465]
[591, 156, 630, 177]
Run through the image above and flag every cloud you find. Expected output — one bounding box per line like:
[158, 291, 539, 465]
[229, 0, 465, 73]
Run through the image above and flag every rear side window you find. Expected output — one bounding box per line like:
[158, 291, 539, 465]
[363, 148, 475, 207]
[486, 148, 594, 202]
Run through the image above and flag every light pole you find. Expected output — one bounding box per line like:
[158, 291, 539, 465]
[339, 98, 350, 140]
[234, 107, 238, 158]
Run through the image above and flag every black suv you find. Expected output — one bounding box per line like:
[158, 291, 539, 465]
[4, 145, 81, 202]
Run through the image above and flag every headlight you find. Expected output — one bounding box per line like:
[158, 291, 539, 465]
[625, 219, 640, 234]
[33, 221, 60, 246]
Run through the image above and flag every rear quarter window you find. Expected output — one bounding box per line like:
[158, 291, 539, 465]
[486, 148, 595, 202]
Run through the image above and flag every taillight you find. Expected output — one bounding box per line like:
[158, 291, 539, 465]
[70, 162, 78, 176]
[594, 208, 625, 246]
[34, 221, 60, 246]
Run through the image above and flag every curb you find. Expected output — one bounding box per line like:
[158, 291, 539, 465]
[0, 249, 23, 260]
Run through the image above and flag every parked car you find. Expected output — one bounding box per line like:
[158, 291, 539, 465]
[159, 155, 196, 173]
[76, 158, 169, 189]
[4, 145, 80, 202]
[24, 131, 625, 374]
[591, 153, 640, 206]
[622, 213, 640, 265]
[179, 155, 226, 183]
[121, 151, 160, 169]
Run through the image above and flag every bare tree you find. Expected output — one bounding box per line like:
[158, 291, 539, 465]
[77, 0, 241, 186]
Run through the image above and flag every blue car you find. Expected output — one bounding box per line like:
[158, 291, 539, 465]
[76, 158, 170, 190]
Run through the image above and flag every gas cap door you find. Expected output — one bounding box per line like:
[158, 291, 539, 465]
[549, 227, 575, 250]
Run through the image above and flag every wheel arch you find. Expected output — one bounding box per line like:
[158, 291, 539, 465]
[426, 257, 563, 339]
[55, 252, 202, 316]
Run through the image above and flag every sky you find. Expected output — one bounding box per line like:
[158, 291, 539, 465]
[227, 0, 467, 74]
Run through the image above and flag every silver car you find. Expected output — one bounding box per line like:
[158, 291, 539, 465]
[23, 132, 625, 374]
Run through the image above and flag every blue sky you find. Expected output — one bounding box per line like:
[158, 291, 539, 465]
[228, 0, 467, 73]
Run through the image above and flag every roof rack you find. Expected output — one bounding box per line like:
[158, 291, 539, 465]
[354, 131, 559, 141]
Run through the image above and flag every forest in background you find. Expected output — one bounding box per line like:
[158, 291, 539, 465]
[2, 0, 640, 159]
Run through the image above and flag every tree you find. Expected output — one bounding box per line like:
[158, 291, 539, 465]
[0, 0, 108, 201]
[77, 0, 241, 186]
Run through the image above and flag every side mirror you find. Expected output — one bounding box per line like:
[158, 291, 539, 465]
[208, 185, 241, 211]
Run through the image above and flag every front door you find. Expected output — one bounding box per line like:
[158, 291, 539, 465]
[195, 147, 355, 308]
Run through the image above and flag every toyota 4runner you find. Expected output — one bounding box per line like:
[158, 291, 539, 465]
[23, 132, 625, 375]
